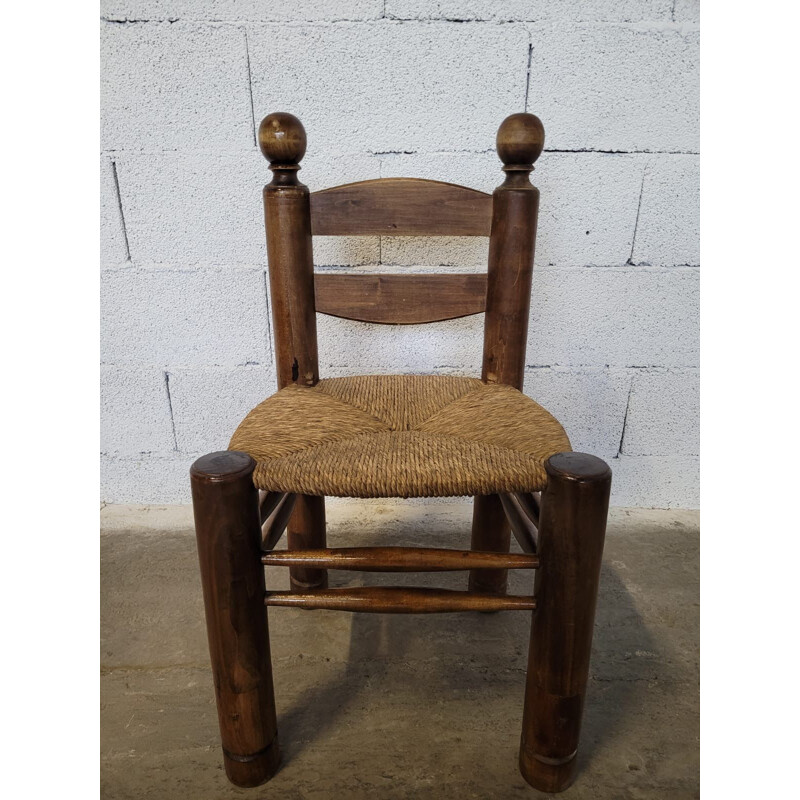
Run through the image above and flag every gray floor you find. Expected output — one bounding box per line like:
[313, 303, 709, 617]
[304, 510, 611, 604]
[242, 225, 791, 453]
[100, 502, 699, 799]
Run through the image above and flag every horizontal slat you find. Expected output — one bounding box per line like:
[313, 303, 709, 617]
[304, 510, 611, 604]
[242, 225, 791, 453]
[261, 546, 539, 571]
[264, 586, 536, 613]
[314, 273, 487, 324]
[499, 493, 538, 554]
[310, 178, 492, 236]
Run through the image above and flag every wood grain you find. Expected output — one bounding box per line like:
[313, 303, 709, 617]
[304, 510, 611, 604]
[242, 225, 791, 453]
[261, 546, 539, 571]
[261, 493, 297, 552]
[265, 586, 536, 613]
[470, 114, 544, 601]
[499, 493, 538, 554]
[310, 178, 492, 236]
[519, 452, 611, 793]
[258, 491, 284, 526]
[191, 451, 280, 788]
[512, 491, 541, 528]
[286, 494, 328, 591]
[468, 494, 512, 595]
[314, 273, 487, 324]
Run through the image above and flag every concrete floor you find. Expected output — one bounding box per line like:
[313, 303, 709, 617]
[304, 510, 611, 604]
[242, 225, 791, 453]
[100, 502, 699, 799]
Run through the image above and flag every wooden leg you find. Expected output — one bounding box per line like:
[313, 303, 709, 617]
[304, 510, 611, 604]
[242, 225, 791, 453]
[287, 494, 328, 592]
[191, 451, 280, 788]
[468, 494, 511, 595]
[519, 452, 611, 793]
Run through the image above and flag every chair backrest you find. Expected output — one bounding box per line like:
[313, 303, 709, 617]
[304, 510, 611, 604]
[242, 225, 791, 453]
[259, 111, 544, 392]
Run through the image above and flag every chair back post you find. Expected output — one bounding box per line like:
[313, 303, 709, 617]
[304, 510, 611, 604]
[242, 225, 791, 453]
[259, 113, 319, 390]
[482, 113, 545, 391]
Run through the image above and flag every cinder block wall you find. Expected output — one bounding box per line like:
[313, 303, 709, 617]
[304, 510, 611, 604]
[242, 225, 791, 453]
[100, 1, 700, 507]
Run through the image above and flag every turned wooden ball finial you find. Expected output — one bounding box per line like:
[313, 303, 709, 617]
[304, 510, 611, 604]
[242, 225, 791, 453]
[258, 112, 307, 166]
[496, 113, 545, 169]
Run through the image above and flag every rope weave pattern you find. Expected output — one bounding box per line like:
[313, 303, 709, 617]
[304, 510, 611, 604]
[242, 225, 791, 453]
[229, 375, 571, 498]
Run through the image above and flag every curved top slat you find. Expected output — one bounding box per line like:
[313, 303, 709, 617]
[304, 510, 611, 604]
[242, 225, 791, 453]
[310, 177, 492, 237]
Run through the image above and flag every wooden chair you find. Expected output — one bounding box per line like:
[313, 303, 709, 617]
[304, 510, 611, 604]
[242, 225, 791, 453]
[190, 112, 612, 793]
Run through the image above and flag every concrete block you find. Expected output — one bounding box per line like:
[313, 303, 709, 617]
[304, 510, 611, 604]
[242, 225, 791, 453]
[527, 23, 699, 152]
[317, 267, 698, 373]
[101, 367, 175, 455]
[101, 453, 195, 504]
[317, 313, 484, 374]
[381, 236, 489, 270]
[528, 266, 699, 367]
[115, 153, 379, 265]
[248, 22, 529, 155]
[536, 154, 643, 265]
[101, 21, 252, 152]
[672, 0, 700, 23]
[115, 154, 263, 264]
[524, 367, 631, 459]
[611, 455, 699, 508]
[101, 158, 129, 265]
[380, 151, 499, 193]
[387, 1, 673, 23]
[100, 268, 270, 366]
[101, 1, 384, 22]
[632, 155, 700, 266]
[380, 152, 643, 266]
[167, 367, 276, 453]
[622, 369, 699, 455]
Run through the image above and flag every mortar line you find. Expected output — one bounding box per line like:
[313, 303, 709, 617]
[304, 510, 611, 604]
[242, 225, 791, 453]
[616, 379, 634, 457]
[626, 163, 648, 265]
[164, 371, 179, 451]
[523, 39, 533, 111]
[377, 155, 384, 265]
[110, 160, 131, 262]
[371, 148, 698, 156]
[243, 28, 257, 147]
[100, 147, 697, 156]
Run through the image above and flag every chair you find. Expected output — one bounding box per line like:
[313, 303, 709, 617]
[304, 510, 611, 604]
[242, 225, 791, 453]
[191, 111, 612, 794]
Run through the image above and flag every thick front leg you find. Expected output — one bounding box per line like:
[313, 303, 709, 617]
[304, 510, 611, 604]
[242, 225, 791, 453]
[287, 494, 328, 592]
[468, 494, 512, 595]
[191, 451, 280, 788]
[519, 452, 611, 793]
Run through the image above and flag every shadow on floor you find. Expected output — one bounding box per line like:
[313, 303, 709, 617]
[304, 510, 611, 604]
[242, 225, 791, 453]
[275, 548, 656, 787]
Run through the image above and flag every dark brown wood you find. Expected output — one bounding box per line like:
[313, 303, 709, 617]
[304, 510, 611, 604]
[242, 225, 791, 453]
[262, 546, 539, 571]
[261, 493, 297, 551]
[314, 273, 488, 324]
[259, 491, 284, 526]
[519, 452, 611, 793]
[468, 494, 512, 595]
[513, 490, 541, 528]
[260, 112, 319, 390]
[265, 586, 536, 613]
[191, 451, 280, 788]
[187, 111, 611, 793]
[470, 114, 546, 594]
[481, 113, 544, 391]
[286, 494, 328, 592]
[499, 493, 538, 554]
[259, 113, 329, 593]
[310, 177, 492, 236]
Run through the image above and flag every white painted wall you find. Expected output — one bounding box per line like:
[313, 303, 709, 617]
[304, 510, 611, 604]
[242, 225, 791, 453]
[100, 0, 700, 507]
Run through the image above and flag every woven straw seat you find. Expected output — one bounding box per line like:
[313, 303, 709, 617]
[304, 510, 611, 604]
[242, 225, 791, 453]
[229, 375, 570, 498]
